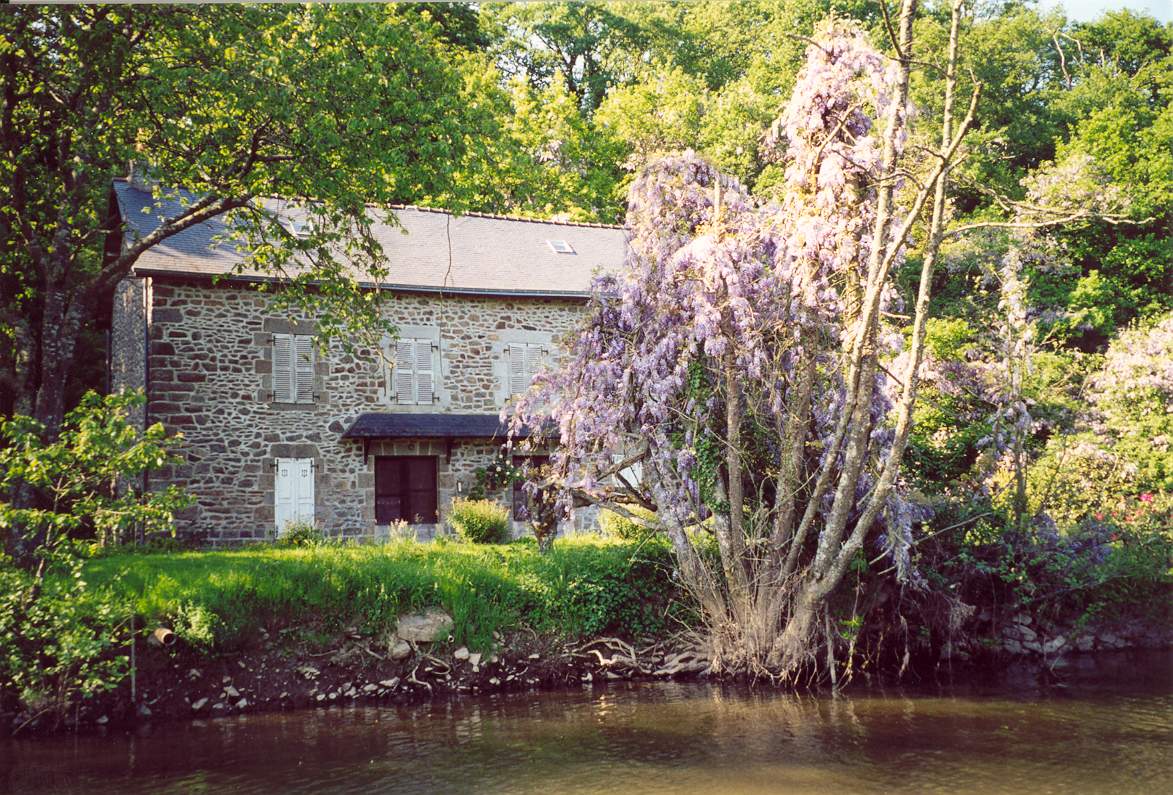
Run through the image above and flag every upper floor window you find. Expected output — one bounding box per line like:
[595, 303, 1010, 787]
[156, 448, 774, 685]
[273, 333, 315, 404]
[391, 337, 437, 405]
[508, 342, 546, 396]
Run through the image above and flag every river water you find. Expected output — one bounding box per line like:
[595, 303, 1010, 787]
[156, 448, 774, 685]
[3, 651, 1169, 794]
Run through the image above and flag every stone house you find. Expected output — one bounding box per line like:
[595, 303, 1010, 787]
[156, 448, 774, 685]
[107, 179, 625, 545]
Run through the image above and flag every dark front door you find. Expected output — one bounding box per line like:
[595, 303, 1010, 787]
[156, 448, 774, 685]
[375, 456, 438, 523]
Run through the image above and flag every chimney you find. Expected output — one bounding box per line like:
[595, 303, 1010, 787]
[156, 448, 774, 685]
[127, 160, 156, 192]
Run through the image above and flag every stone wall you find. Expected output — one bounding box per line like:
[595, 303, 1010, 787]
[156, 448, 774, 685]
[134, 276, 590, 545]
[994, 611, 1171, 658]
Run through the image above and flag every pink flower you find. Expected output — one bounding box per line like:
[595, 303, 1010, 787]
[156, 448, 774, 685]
[1139, 492, 1154, 503]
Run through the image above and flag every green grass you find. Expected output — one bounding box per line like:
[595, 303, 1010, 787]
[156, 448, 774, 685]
[85, 536, 683, 652]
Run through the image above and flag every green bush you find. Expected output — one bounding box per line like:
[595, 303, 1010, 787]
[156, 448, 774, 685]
[0, 391, 184, 731]
[276, 522, 328, 548]
[0, 554, 130, 732]
[447, 498, 511, 544]
[599, 506, 658, 540]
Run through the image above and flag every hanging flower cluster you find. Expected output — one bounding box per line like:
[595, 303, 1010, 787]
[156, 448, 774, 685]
[508, 20, 922, 578]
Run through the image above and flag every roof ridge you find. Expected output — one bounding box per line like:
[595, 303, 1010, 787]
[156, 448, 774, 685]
[388, 204, 626, 230]
[113, 178, 627, 230]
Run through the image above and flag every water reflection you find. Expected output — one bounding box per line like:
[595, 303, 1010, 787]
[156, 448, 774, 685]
[1, 651, 1169, 794]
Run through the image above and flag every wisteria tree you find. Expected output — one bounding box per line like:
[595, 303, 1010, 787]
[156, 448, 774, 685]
[510, 0, 982, 677]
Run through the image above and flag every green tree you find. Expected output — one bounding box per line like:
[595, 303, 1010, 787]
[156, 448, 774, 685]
[0, 391, 188, 730]
[0, 4, 492, 432]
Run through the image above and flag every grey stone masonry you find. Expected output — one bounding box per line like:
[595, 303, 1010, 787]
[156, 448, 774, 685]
[119, 276, 590, 545]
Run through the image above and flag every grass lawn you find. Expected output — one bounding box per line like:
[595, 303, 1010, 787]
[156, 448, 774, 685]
[85, 536, 681, 652]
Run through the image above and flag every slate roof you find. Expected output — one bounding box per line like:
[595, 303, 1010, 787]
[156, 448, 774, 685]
[340, 413, 531, 440]
[112, 179, 627, 298]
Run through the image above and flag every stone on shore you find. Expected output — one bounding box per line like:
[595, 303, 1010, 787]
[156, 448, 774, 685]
[396, 608, 454, 643]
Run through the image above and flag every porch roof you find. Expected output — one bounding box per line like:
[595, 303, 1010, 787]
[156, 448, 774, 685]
[340, 413, 531, 440]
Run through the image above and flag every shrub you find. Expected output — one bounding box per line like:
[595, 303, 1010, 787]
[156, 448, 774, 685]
[447, 499, 511, 544]
[0, 553, 130, 732]
[599, 506, 658, 540]
[0, 391, 184, 731]
[276, 522, 327, 548]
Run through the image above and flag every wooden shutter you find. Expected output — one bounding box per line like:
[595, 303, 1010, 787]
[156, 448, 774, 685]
[294, 336, 315, 403]
[394, 339, 416, 404]
[524, 345, 543, 384]
[415, 340, 434, 404]
[509, 343, 528, 395]
[273, 334, 294, 403]
[275, 458, 296, 532]
[294, 458, 315, 523]
[275, 457, 315, 532]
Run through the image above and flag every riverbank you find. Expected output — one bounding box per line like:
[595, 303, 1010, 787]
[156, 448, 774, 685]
[7, 535, 1169, 734]
[5, 651, 1170, 794]
[58, 537, 691, 731]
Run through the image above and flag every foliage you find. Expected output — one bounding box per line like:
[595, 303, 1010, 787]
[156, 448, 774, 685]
[510, 9, 963, 675]
[470, 451, 522, 498]
[85, 536, 682, 651]
[0, 4, 501, 428]
[0, 554, 130, 732]
[0, 391, 184, 731]
[0, 391, 190, 555]
[275, 522, 329, 549]
[447, 498, 512, 544]
[926, 501, 1171, 636]
[599, 506, 659, 541]
[1015, 313, 1173, 529]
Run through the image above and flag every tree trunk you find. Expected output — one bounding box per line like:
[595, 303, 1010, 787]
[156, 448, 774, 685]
[31, 288, 83, 436]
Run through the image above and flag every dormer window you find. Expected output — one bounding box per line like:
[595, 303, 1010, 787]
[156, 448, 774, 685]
[546, 239, 575, 254]
[282, 218, 311, 239]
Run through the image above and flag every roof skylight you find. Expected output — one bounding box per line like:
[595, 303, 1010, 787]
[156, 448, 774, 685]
[547, 239, 575, 254]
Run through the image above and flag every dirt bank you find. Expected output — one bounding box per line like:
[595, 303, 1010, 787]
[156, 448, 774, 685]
[57, 627, 708, 733]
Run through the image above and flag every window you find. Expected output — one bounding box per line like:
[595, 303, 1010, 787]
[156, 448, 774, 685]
[274, 457, 314, 533]
[546, 239, 575, 254]
[375, 456, 438, 524]
[273, 333, 315, 403]
[507, 342, 546, 396]
[512, 456, 550, 522]
[390, 338, 436, 405]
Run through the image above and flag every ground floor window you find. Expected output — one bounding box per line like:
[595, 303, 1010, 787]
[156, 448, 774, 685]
[512, 455, 551, 522]
[375, 455, 438, 523]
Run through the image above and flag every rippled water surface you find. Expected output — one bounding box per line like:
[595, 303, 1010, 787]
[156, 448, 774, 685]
[3, 651, 1170, 794]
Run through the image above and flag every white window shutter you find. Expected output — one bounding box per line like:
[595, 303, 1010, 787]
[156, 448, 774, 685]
[416, 340, 434, 403]
[273, 334, 294, 403]
[274, 458, 295, 532]
[275, 457, 315, 534]
[524, 344, 543, 383]
[294, 335, 315, 404]
[509, 343, 528, 396]
[295, 458, 315, 524]
[394, 339, 416, 404]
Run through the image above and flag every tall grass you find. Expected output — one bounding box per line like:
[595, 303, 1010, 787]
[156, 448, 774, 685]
[85, 536, 681, 651]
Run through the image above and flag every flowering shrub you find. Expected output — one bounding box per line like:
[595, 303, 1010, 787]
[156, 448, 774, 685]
[507, 17, 943, 673]
[1015, 313, 1173, 531]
